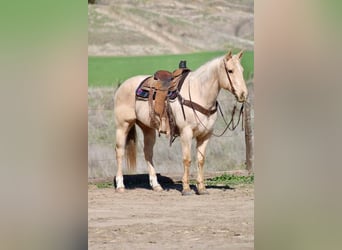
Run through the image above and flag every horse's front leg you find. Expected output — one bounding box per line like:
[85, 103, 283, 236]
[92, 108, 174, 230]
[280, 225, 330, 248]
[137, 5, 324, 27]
[196, 134, 211, 195]
[180, 127, 193, 195]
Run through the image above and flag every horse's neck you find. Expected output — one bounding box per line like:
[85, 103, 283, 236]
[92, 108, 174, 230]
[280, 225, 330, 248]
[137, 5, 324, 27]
[186, 59, 221, 109]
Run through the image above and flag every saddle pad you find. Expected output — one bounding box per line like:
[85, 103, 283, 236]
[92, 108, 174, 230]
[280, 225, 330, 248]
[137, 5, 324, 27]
[136, 77, 178, 101]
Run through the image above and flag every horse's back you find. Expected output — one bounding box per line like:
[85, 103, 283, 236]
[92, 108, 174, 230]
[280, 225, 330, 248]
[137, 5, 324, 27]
[115, 75, 149, 102]
[114, 75, 149, 124]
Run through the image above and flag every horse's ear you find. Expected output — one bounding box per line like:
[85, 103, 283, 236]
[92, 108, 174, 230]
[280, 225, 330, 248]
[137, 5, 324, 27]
[238, 50, 244, 59]
[225, 50, 232, 60]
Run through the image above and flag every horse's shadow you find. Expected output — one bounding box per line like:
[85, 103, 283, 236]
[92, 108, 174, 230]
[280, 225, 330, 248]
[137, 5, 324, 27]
[114, 174, 234, 194]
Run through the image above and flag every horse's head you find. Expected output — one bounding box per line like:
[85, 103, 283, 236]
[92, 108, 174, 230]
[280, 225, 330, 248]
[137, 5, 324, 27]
[220, 50, 248, 102]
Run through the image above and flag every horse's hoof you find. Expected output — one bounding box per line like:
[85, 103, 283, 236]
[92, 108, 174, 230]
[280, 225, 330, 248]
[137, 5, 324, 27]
[116, 187, 125, 193]
[153, 185, 163, 192]
[181, 189, 193, 196]
[197, 189, 209, 195]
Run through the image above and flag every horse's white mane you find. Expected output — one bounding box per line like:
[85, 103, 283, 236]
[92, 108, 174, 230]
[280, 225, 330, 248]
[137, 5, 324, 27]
[189, 56, 223, 93]
[191, 56, 223, 82]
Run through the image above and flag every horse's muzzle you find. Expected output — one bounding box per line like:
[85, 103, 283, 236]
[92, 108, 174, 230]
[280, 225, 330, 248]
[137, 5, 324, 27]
[237, 92, 247, 103]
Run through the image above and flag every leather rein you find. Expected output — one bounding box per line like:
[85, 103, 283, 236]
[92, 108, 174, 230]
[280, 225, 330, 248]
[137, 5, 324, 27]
[180, 59, 244, 137]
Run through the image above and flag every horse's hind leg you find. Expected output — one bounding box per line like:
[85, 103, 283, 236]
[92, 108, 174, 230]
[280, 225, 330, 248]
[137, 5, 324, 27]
[115, 122, 131, 192]
[139, 123, 163, 191]
[196, 135, 211, 195]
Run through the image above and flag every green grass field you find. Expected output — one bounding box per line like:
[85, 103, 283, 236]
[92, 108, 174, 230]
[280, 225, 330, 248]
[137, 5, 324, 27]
[88, 50, 254, 87]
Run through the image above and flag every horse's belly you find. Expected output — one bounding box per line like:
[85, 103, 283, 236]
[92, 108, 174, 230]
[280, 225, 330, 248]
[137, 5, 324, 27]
[135, 100, 152, 126]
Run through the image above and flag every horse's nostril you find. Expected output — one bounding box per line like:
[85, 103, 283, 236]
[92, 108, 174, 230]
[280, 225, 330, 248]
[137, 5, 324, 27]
[238, 92, 247, 102]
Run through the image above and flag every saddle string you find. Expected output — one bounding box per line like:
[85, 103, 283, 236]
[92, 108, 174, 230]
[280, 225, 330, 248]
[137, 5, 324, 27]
[148, 85, 158, 129]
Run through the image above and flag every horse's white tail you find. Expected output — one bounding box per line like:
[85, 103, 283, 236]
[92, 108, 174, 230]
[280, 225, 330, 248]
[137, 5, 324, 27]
[125, 125, 137, 173]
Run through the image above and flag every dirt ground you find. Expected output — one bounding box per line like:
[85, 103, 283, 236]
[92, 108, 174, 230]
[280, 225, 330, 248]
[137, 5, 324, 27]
[88, 178, 254, 249]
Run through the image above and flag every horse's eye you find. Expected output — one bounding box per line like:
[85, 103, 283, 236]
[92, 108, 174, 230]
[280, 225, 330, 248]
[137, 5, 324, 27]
[228, 69, 233, 73]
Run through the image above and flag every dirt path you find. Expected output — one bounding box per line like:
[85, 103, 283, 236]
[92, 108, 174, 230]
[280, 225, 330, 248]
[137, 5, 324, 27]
[88, 183, 254, 249]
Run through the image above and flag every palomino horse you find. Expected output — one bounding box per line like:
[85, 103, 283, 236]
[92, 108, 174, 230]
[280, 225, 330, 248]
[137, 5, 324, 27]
[114, 50, 248, 195]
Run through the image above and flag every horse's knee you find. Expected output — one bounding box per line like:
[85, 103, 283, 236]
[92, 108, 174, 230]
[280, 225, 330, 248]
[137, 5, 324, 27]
[198, 158, 205, 166]
[183, 158, 191, 167]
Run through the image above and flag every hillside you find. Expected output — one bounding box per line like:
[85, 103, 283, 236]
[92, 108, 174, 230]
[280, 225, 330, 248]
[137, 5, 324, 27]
[88, 0, 254, 56]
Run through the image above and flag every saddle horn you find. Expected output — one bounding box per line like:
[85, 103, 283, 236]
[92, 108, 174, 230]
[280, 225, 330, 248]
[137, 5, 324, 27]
[179, 60, 187, 69]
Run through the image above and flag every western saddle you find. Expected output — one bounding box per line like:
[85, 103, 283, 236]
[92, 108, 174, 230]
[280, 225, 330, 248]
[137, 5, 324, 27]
[136, 61, 190, 140]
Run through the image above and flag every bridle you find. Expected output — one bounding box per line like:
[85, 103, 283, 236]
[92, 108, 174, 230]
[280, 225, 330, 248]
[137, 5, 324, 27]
[223, 58, 237, 99]
[187, 58, 245, 137]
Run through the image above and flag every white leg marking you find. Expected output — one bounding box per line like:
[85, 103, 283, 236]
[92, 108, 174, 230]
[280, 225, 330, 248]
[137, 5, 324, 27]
[116, 175, 125, 189]
[149, 175, 159, 188]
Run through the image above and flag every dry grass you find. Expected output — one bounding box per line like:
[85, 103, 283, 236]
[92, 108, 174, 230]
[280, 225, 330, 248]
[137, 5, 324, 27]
[88, 0, 254, 56]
